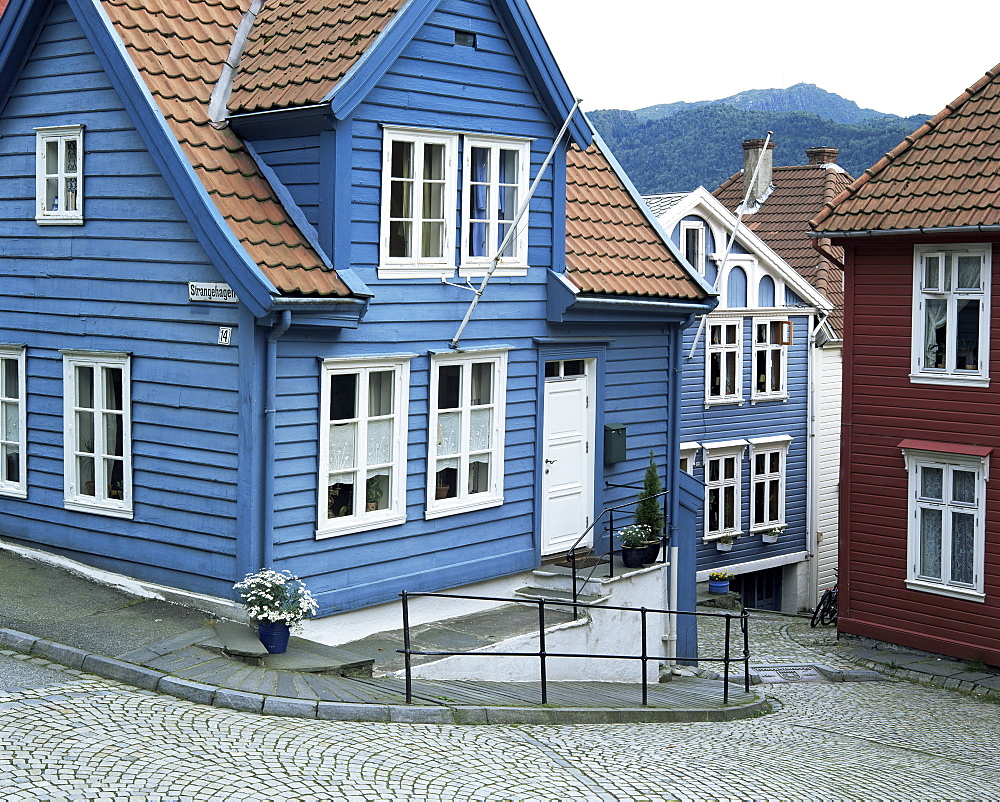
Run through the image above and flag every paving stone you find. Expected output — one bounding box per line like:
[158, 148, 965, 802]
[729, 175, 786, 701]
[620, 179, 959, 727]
[315, 702, 390, 722]
[0, 628, 36, 652]
[262, 696, 317, 718]
[141, 627, 216, 656]
[212, 687, 264, 713]
[30, 639, 90, 669]
[157, 677, 216, 706]
[212, 622, 268, 658]
[81, 655, 162, 690]
[388, 705, 453, 724]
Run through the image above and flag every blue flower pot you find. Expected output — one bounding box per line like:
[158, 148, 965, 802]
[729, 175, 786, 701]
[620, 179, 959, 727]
[256, 620, 291, 654]
[708, 580, 730, 594]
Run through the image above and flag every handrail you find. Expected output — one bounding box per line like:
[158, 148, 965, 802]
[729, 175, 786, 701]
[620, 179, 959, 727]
[566, 488, 670, 612]
[398, 590, 752, 706]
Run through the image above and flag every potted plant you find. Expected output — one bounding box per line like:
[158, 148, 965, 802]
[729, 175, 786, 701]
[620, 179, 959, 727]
[715, 534, 737, 552]
[708, 570, 734, 594]
[366, 475, 384, 512]
[233, 568, 319, 654]
[761, 526, 782, 544]
[634, 452, 665, 563]
[618, 523, 653, 569]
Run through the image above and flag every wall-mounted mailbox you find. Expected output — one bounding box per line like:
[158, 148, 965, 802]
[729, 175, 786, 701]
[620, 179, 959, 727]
[604, 422, 626, 464]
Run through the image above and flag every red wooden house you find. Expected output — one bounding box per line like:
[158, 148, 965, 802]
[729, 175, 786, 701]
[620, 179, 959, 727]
[811, 62, 1000, 664]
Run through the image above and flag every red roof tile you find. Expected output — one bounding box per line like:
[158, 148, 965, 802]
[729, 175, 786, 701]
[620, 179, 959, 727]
[565, 143, 707, 301]
[812, 63, 1000, 236]
[714, 162, 852, 336]
[229, 0, 406, 114]
[102, 0, 350, 298]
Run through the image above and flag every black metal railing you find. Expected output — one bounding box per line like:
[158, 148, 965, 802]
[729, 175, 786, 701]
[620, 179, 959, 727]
[565, 487, 670, 613]
[399, 590, 751, 706]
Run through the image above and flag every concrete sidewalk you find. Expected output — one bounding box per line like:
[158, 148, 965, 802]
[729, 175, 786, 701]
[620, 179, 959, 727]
[0, 548, 766, 723]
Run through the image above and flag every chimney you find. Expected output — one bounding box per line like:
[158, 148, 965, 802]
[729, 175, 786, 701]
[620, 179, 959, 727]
[742, 139, 775, 204]
[806, 146, 839, 165]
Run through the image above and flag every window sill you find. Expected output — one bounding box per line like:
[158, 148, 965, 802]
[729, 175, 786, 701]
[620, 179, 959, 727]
[703, 532, 743, 543]
[458, 264, 528, 279]
[909, 372, 990, 389]
[36, 216, 84, 226]
[315, 512, 406, 539]
[377, 265, 455, 281]
[705, 397, 744, 407]
[425, 494, 503, 520]
[64, 499, 133, 519]
[0, 487, 27, 499]
[905, 578, 985, 603]
[750, 394, 788, 403]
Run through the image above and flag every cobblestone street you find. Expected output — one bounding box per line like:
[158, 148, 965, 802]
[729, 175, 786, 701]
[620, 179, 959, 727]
[2, 614, 998, 801]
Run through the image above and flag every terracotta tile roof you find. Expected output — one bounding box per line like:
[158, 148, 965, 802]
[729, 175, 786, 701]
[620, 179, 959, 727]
[229, 0, 406, 114]
[714, 163, 852, 336]
[811, 63, 1000, 236]
[565, 144, 707, 301]
[102, 0, 350, 298]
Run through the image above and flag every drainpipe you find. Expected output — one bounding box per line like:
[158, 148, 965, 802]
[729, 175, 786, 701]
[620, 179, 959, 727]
[665, 326, 684, 665]
[262, 310, 291, 569]
[806, 314, 823, 609]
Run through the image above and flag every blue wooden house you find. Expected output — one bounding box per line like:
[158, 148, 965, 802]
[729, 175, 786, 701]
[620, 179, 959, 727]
[646, 185, 834, 611]
[0, 0, 714, 623]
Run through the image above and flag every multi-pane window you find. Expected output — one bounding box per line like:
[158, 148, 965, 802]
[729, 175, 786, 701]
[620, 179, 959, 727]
[705, 444, 743, 538]
[912, 245, 990, 384]
[381, 130, 456, 274]
[903, 447, 987, 600]
[706, 320, 742, 403]
[750, 439, 789, 529]
[462, 139, 528, 268]
[680, 221, 705, 274]
[319, 359, 409, 537]
[428, 352, 507, 515]
[752, 319, 791, 400]
[0, 346, 26, 496]
[63, 352, 131, 516]
[36, 125, 83, 224]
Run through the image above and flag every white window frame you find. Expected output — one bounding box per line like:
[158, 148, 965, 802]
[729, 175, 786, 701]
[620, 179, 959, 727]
[749, 435, 791, 531]
[379, 127, 458, 280]
[706, 318, 743, 404]
[426, 350, 507, 518]
[703, 440, 747, 541]
[62, 351, 131, 518]
[460, 136, 530, 278]
[317, 357, 410, 538]
[35, 125, 84, 225]
[751, 318, 791, 401]
[902, 446, 987, 602]
[0, 345, 27, 498]
[911, 244, 991, 387]
[678, 441, 700, 475]
[680, 220, 706, 275]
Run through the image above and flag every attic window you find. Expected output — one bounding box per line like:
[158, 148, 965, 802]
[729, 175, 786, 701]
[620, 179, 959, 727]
[455, 30, 477, 48]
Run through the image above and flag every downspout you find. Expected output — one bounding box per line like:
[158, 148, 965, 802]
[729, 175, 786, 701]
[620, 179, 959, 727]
[665, 325, 684, 665]
[810, 237, 845, 270]
[806, 314, 821, 609]
[262, 310, 291, 568]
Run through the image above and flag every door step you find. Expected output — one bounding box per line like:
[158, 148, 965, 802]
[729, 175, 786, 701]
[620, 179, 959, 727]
[514, 586, 605, 606]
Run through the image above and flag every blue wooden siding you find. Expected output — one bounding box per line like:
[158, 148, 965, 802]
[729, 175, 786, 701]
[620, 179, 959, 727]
[679, 313, 811, 572]
[0, 2, 245, 595]
[2, 0, 695, 613]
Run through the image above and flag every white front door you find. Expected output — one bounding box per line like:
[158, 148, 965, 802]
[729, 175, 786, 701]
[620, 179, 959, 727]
[541, 360, 595, 555]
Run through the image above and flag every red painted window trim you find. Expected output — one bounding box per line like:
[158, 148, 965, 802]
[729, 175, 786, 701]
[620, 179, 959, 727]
[897, 439, 993, 458]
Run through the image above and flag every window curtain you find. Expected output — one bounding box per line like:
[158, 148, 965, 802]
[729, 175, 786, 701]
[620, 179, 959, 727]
[470, 149, 488, 257]
[924, 300, 948, 368]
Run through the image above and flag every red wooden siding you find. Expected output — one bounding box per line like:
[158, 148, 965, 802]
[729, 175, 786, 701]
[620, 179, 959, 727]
[841, 234, 1000, 663]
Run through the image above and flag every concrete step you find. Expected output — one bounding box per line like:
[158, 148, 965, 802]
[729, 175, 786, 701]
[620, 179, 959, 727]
[513, 586, 605, 607]
[334, 601, 580, 674]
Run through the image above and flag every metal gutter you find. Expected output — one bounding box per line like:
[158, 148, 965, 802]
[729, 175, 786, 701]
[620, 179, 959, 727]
[810, 224, 1000, 239]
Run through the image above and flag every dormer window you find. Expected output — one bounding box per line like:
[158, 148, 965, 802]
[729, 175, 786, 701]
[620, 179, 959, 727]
[36, 125, 83, 225]
[680, 220, 705, 274]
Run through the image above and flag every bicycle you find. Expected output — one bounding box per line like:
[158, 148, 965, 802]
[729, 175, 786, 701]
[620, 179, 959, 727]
[810, 582, 838, 627]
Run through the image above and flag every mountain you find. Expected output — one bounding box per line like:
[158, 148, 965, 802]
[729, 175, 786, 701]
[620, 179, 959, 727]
[589, 87, 930, 195]
[632, 83, 890, 125]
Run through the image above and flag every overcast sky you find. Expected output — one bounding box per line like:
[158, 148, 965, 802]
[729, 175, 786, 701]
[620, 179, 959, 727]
[526, 0, 999, 118]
